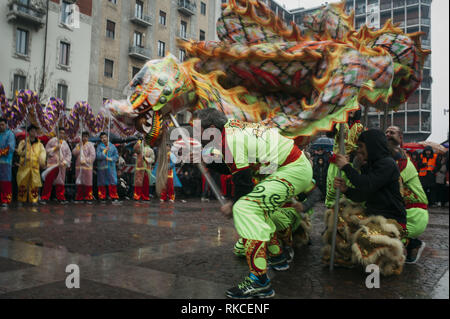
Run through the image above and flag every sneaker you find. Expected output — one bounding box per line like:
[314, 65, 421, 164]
[39, 200, 48, 205]
[268, 253, 290, 271]
[284, 246, 294, 263]
[169, 199, 174, 203]
[1, 203, 9, 209]
[225, 273, 275, 299]
[201, 197, 209, 202]
[233, 238, 246, 257]
[86, 201, 93, 205]
[59, 200, 69, 205]
[405, 240, 426, 264]
[111, 199, 121, 205]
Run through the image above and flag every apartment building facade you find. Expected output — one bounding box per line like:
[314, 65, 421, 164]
[88, 0, 219, 111]
[0, 0, 93, 109]
[292, 0, 433, 142]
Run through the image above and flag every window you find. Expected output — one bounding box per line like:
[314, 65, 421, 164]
[61, 1, 74, 25]
[13, 74, 26, 94]
[109, 0, 117, 4]
[199, 30, 205, 41]
[59, 42, 70, 66]
[159, 11, 166, 25]
[201, 2, 206, 15]
[180, 21, 187, 38]
[106, 20, 116, 39]
[179, 49, 186, 62]
[132, 67, 141, 78]
[135, 0, 144, 18]
[134, 31, 143, 47]
[16, 28, 28, 55]
[157, 41, 165, 57]
[104, 59, 114, 78]
[57, 83, 68, 106]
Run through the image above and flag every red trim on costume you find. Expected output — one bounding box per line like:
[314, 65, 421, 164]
[405, 203, 428, 210]
[281, 146, 302, 167]
[329, 153, 337, 164]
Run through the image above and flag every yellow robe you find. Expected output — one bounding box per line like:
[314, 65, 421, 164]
[16, 139, 46, 202]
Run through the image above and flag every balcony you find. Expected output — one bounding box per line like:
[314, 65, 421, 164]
[422, 39, 431, 48]
[130, 14, 152, 27]
[421, 81, 431, 89]
[421, 0, 431, 5]
[128, 46, 151, 61]
[6, 0, 46, 28]
[178, 0, 196, 16]
[424, 58, 431, 68]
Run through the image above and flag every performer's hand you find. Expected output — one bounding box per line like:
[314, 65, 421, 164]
[335, 154, 349, 169]
[334, 177, 348, 193]
[220, 202, 233, 219]
[293, 201, 304, 213]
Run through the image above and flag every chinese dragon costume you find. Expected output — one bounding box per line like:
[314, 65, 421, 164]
[0, 0, 430, 275]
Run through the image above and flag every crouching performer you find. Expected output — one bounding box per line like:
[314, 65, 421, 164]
[194, 109, 313, 299]
[234, 181, 322, 263]
[323, 129, 407, 276]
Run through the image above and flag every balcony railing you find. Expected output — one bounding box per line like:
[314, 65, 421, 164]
[421, 81, 431, 89]
[130, 14, 152, 27]
[178, 0, 196, 16]
[424, 58, 431, 68]
[128, 46, 151, 61]
[421, 0, 431, 5]
[6, 0, 46, 28]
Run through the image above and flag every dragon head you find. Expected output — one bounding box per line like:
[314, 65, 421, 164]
[125, 54, 197, 146]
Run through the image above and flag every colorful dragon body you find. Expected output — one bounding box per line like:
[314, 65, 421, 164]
[0, 0, 429, 145]
[121, 0, 429, 146]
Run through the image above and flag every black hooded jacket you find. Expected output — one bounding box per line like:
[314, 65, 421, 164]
[341, 129, 407, 225]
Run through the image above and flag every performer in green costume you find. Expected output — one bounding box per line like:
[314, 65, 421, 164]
[385, 126, 428, 264]
[194, 108, 313, 299]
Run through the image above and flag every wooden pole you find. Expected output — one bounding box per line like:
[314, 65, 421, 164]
[329, 123, 346, 271]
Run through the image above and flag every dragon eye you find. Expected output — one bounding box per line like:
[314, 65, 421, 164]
[159, 96, 167, 104]
[163, 87, 172, 95]
[158, 76, 168, 86]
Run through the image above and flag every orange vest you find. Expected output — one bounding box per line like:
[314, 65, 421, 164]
[419, 154, 437, 177]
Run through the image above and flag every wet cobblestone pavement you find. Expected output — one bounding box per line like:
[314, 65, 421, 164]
[0, 200, 447, 299]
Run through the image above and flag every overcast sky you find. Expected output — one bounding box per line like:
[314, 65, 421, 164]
[276, 0, 449, 142]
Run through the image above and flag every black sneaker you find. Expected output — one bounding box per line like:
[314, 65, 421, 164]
[225, 273, 275, 299]
[268, 253, 290, 271]
[406, 240, 426, 264]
